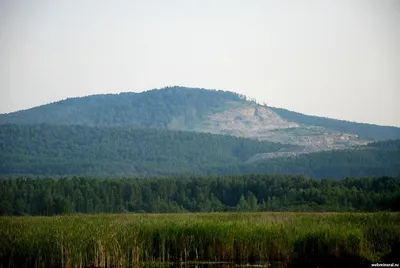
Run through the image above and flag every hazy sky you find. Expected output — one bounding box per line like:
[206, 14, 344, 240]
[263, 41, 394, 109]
[1, 0, 399, 126]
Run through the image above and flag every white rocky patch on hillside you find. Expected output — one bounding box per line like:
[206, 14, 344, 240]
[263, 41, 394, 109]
[204, 105, 300, 136]
[198, 104, 369, 162]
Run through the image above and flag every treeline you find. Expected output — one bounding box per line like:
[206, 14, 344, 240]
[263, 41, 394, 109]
[1, 175, 399, 215]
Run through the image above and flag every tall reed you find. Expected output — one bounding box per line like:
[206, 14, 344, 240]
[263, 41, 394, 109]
[0, 212, 399, 267]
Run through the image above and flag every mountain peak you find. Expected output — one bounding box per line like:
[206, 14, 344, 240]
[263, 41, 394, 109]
[0, 86, 399, 143]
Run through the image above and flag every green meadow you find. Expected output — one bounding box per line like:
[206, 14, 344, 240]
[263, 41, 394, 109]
[1, 212, 399, 268]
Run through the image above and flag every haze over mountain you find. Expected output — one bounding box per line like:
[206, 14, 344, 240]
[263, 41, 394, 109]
[1, 87, 400, 178]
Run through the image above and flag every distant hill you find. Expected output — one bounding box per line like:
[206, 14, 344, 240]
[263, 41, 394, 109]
[1, 87, 399, 142]
[0, 87, 400, 139]
[1, 124, 399, 179]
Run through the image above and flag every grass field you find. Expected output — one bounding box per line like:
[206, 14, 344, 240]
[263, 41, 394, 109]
[1, 212, 399, 267]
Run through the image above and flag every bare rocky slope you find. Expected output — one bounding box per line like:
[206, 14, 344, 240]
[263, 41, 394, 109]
[185, 103, 369, 161]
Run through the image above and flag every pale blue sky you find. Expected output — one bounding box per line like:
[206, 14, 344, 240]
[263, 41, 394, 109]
[1, 0, 399, 126]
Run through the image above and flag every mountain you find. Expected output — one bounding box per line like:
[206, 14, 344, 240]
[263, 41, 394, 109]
[2, 86, 400, 155]
[1, 86, 400, 178]
[1, 124, 399, 178]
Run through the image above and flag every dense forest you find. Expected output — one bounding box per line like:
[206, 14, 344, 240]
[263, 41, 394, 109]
[1, 175, 399, 215]
[270, 106, 400, 140]
[0, 124, 288, 177]
[1, 124, 400, 178]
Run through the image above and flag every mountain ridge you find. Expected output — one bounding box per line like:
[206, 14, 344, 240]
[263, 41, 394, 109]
[0, 86, 395, 127]
[2, 87, 398, 128]
[1, 86, 399, 158]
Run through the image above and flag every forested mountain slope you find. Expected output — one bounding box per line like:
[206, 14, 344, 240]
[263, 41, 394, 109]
[0, 87, 245, 128]
[0, 124, 288, 177]
[1, 86, 399, 176]
[210, 139, 400, 179]
[1, 124, 399, 178]
[1, 87, 399, 143]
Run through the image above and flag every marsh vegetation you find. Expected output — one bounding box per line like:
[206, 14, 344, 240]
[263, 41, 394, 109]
[1, 212, 399, 267]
